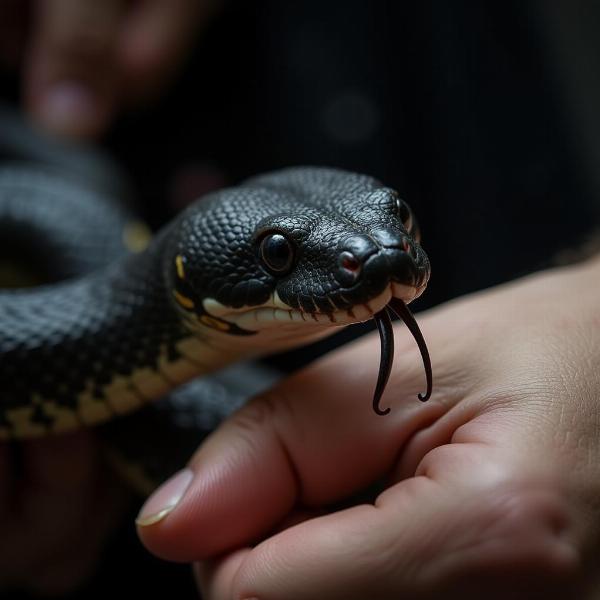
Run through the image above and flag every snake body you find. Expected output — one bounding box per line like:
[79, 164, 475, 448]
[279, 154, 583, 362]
[0, 165, 430, 442]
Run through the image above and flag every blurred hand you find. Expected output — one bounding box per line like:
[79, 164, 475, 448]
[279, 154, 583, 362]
[137, 255, 600, 599]
[0, 0, 219, 138]
[0, 432, 128, 596]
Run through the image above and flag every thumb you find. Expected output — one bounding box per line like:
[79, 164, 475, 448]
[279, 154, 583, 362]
[23, 0, 124, 138]
[135, 329, 444, 562]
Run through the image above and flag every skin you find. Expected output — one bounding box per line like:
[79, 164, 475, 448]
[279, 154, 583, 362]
[137, 254, 600, 599]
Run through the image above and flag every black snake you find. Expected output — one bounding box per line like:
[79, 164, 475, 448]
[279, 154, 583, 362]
[0, 164, 431, 483]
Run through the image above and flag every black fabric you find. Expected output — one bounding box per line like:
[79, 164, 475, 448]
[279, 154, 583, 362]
[108, 1, 595, 300]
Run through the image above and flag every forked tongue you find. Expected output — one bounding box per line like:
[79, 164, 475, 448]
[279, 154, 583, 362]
[372, 297, 432, 415]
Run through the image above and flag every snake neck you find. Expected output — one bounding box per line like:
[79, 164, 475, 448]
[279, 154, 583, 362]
[0, 233, 232, 439]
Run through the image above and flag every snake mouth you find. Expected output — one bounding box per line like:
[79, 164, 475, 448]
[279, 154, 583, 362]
[201, 283, 432, 415]
[202, 282, 413, 331]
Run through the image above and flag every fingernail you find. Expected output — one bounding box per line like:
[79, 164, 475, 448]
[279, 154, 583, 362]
[34, 81, 100, 136]
[136, 468, 194, 527]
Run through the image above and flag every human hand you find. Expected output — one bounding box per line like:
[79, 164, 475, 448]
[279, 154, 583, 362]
[137, 255, 600, 599]
[0, 432, 129, 596]
[0, 0, 219, 139]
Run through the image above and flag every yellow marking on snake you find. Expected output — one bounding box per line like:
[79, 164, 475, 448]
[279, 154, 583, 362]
[1, 336, 236, 438]
[6, 407, 46, 438]
[77, 386, 113, 425]
[130, 368, 171, 399]
[175, 254, 186, 279]
[175, 337, 222, 370]
[123, 221, 152, 253]
[200, 315, 231, 332]
[0, 335, 245, 439]
[157, 351, 199, 382]
[173, 289, 195, 309]
[42, 400, 80, 433]
[103, 375, 145, 414]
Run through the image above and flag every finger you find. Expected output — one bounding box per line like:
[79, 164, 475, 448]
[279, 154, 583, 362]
[23, 0, 124, 138]
[194, 508, 324, 600]
[202, 445, 580, 600]
[194, 549, 250, 600]
[136, 327, 447, 562]
[118, 0, 221, 102]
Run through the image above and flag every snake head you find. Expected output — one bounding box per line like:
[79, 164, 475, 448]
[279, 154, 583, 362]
[262, 197, 430, 318]
[164, 167, 432, 412]
[164, 167, 429, 344]
[249, 168, 430, 320]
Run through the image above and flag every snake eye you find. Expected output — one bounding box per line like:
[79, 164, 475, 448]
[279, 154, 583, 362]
[259, 233, 295, 274]
[395, 197, 412, 231]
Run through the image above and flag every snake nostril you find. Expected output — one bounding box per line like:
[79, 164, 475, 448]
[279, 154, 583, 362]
[336, 251, 362, 286]
[340, 251, 361, 273]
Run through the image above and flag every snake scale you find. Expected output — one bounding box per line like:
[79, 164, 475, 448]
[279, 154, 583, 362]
[0, 165, 431, 479]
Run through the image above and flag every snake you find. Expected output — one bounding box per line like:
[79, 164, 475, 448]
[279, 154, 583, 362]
[0, 164, 431, 453]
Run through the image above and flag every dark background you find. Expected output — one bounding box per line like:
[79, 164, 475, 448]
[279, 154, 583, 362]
[106, 1, 597, 299]
[2, 1, 598, 598]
